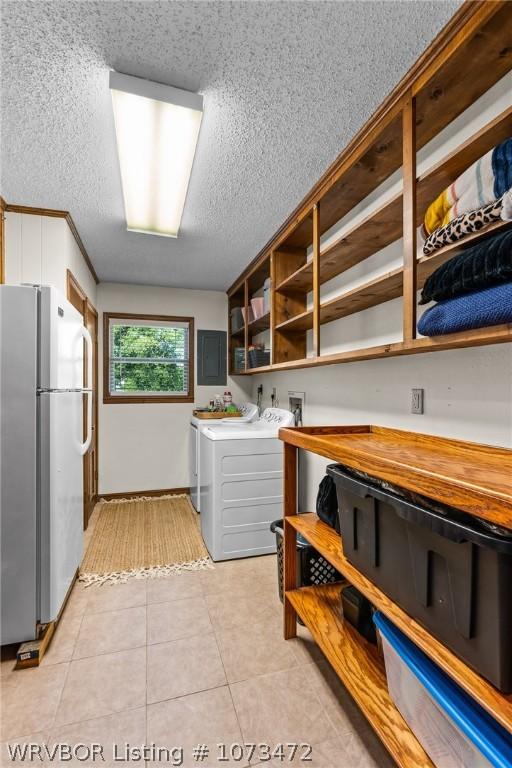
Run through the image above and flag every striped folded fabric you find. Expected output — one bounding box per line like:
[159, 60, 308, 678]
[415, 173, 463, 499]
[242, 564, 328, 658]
[423, 189, 512, 256]
[422, 138, 512, 238]
[418, 281, 512, 337]
[420, 228, 512, 305]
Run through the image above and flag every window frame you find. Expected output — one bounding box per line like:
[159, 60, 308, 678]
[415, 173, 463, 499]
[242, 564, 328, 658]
[102, 312, 195, 404]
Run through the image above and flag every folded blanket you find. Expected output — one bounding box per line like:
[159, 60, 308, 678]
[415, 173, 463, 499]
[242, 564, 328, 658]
[423, 138, 512, 236]
[418, 281, 512, 336]
[420, 228, 512, 304]
[423, 189, 512, 255]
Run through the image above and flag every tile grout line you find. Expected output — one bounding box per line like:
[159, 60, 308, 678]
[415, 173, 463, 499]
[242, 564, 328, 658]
[203, 580, 247, 750]
[45, 583, 89, 739]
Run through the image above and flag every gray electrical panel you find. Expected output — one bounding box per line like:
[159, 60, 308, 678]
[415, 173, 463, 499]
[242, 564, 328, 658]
[197, 330, 227, 386]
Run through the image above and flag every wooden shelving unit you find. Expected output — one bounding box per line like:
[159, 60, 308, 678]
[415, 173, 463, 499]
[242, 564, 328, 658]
[228, 254, 271, 373]
[280, 425, 512, 766]
[228, 2, 512, 375]
[287, 583, 434, 768]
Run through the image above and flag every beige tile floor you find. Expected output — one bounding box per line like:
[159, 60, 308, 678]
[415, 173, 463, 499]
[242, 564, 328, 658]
[1, 507, 396, 768]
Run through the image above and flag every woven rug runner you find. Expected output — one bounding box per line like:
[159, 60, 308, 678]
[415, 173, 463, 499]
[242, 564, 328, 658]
[80, 494, 212, 586]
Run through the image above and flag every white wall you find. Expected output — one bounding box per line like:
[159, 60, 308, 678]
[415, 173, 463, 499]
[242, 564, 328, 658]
[98, 282, 252, 494]
[251, 345, 512, 511]
[4, 212, 97, 305]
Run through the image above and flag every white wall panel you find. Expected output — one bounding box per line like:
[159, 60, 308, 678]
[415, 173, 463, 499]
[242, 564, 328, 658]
[4, 212, 96, 306]
[20, 214, 42, 284]
[97, 282, 252, 494]
[4, 212, 22, 284]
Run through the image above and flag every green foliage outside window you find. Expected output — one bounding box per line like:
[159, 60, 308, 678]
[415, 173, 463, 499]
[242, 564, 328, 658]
[110, 323, 189, 394]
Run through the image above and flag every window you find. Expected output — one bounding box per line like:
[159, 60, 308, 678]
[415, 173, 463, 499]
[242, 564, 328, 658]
[103, 313, 194, 403]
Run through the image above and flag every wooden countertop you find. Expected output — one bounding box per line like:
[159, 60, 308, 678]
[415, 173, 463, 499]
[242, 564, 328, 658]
[279, 425, 512, 528]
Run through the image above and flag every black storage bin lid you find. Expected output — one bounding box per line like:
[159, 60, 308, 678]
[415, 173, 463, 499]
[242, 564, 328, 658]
[327, 464, 512, 554]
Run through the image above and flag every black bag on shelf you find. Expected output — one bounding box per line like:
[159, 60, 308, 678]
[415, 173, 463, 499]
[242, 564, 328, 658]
[316, 475, 340, 533]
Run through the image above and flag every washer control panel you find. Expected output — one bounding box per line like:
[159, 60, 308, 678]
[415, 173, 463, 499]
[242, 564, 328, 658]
[260, 407, 294, 427]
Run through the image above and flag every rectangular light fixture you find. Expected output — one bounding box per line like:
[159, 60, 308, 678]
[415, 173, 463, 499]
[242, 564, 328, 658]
[109, 71, 203, 238]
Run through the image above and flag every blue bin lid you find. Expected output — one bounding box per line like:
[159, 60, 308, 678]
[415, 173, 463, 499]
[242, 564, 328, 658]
[373, 612, 512, 768]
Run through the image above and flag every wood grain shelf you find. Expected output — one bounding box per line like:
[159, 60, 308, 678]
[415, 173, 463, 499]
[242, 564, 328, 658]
[320, 268, 403, 325]
[275, 194, 403, 294]
[230, 326, 245, 339]
[275, 105, 511, 298]
[286, 514, 512, 734]
[275, 308, 313, 333]
[256, 215, 512, 337]
[417, 218, 512, 285]
[286, 583, 434, 767]
[248, 311, 270, 335]
[279, 424, 512, 525]
[236, 323, 512, 376]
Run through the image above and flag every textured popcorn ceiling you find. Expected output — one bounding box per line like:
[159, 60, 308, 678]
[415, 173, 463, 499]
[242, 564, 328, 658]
[1, 1, 461, 290]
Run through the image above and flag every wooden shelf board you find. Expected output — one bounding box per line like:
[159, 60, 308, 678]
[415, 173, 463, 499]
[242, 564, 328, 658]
[245, 324, 512, 373]
[275, 194, 403, 295]
[286, 514, 512, 734]
[320, 267, 403, 325]
[248, 311, 270, 335]
[319, 193, 403, 283]
[230, 326, 245, 339]
[276, 269, 404, 332]
[417, 219, 512, 286]
[277, 221, 512, 335]
[247, 254, 271, 294]
[286, 583, 434, 767]
[280, 425, 512, 526]
[275, 260, 313, 293]
[277, 106, 511, 296]
[275, 308, 314, 333]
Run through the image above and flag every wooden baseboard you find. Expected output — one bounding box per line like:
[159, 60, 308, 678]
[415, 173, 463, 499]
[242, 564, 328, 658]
[97, 487, 190, 502]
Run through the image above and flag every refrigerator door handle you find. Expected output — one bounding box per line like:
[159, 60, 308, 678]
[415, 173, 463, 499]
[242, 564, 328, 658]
[79, 326, 93, 456]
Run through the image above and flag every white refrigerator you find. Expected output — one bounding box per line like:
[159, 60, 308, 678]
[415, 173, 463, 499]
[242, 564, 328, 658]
[0, 285, 92, 644]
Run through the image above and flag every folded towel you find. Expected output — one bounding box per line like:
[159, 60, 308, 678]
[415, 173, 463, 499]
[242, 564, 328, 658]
[423, 138, 512, 236]
[420, 228, 512, 304]
[423, 189, 512, 255]
[418, 281, 512, 336]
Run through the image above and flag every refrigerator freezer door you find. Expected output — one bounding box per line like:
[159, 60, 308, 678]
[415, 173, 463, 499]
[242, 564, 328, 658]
[0, 286, 38, 644]
[39, 286, 85, 390]
[39, 391, 83, 623]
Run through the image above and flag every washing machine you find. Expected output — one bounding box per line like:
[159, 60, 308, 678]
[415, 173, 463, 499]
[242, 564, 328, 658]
[189, 402, 258, 511]
[199, 407, 295, 561]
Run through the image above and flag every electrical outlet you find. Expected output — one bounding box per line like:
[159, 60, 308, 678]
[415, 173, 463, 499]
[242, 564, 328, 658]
[411, 388, 424, 414]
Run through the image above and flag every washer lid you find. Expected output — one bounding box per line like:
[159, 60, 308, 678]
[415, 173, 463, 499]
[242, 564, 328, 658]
[203, 407, 294, 440]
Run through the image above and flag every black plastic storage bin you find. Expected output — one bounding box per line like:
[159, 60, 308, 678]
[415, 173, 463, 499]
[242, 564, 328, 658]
[270, 519, 341, 604]
[327, 463, 512, 692]
[248, 349, 270, 368]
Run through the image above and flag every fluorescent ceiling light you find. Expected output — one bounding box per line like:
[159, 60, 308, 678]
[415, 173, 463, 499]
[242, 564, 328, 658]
[109, 71, 203, 238]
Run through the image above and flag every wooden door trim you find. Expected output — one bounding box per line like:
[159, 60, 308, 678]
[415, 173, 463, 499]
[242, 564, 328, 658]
[67, 269, 99, 529]
[0, 196, 6, 284]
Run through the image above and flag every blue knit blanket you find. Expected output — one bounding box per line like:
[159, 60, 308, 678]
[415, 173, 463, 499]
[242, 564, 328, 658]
[418, 281, 512, 336]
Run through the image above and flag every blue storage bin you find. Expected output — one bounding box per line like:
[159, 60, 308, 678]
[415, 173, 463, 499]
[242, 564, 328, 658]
[374, 612, 512, 768]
